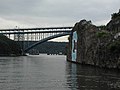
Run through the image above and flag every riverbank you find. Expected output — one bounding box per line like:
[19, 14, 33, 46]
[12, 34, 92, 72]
[0, 34, 22, 56]
[67, 59, 120, 72]
[0, 54, 27, 57]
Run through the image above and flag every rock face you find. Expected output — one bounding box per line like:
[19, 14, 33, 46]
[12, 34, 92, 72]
[67, 11, 120, 69]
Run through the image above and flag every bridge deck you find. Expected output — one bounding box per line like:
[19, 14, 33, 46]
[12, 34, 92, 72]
[0, 30, 72, 34]
[0, 27, 73, 31]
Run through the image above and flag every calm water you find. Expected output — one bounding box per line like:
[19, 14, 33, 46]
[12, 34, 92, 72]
[0, 55, 120, 90]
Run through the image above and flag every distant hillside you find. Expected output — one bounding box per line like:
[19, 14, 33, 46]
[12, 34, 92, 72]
[23, 41, 68, 55]
[0, 34, 22, 56]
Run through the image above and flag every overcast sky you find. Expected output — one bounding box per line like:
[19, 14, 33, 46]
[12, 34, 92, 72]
[0, 0, 120, 29]
[0, 0, 119, 41]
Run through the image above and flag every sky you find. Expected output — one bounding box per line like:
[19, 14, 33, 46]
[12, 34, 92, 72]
[0, 0, 120, 41]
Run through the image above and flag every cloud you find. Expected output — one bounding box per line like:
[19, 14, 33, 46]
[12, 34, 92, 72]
[0, 0, 120, 28]
[0, 0, 119, 41]
[0, 17, 38, 29]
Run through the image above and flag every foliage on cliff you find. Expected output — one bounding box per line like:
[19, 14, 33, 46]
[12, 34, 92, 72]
[107, 10, 120, 34]
[0, 34, 22, 56]
[107, 40, 120, 54]
[106, 10, 120, 58]
[111, 9, 120, 20]
[96, 31, 111, 38]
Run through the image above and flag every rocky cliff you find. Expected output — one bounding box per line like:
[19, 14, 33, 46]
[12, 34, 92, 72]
[67, 10, 120, 69]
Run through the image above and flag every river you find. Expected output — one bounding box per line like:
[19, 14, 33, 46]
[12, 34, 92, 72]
[0, 54, 120, 90]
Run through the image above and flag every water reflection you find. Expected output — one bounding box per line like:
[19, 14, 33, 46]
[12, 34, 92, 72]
[0, 56, 120, 90]
[66, 62, 120, 90]
[0, 57, 24, 90]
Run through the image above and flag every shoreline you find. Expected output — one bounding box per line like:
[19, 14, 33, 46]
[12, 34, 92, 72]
[0, 54, 27, 57]
[67, 59, 120, 71]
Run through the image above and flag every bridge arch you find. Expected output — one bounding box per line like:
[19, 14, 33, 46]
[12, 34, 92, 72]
[24, 32, 71, 52]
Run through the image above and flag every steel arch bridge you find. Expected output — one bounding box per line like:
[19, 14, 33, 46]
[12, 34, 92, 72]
[0, 27, 73, 53]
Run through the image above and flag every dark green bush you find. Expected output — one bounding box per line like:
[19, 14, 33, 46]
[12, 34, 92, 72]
[107, 41, 120, 54]
[97, 25, 106, 30]
[96, 31, 110, 38]
[111, 10, 120, 19]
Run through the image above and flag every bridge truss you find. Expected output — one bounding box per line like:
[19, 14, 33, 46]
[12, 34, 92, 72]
[0, 27, 73, 53]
